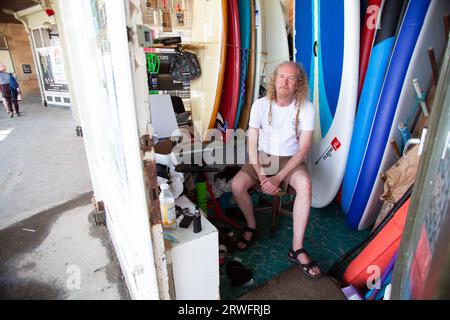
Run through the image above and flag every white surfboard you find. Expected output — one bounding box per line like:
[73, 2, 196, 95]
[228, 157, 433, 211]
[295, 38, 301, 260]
[260, 0, 290, 88]
[190, 0, 227, 142]
[295, 1, 360, 208]
[253, 0, 265, 102]
[359, 0, 450, 230]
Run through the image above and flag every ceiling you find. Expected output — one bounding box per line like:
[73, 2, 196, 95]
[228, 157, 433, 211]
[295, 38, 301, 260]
[0, 0, 39, 24]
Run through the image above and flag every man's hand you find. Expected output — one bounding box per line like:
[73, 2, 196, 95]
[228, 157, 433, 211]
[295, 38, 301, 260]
[260, 175, 281, 196]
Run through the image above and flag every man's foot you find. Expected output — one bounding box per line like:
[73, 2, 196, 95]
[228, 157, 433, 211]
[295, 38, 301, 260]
[15, 112, 21, 117]
[288, 247, 322, 278]
[9, 113, 13, 118]
[236, 226, 256, 251]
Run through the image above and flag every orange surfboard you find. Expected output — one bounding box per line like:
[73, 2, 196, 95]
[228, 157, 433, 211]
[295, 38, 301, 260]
[343, 198, 410, 289]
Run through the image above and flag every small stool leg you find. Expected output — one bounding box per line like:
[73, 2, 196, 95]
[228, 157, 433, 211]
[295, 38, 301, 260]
[269, 194, 280, 237]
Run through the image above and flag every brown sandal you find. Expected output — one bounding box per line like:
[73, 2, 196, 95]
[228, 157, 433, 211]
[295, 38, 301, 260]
[236, 226, 256, 251]
[288, 247, 322, 279]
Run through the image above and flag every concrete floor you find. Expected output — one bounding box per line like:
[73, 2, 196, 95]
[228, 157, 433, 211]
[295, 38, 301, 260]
[0, 102, 91, 229]
[239, 266, 346, 300]
[0, 102, 128, 299]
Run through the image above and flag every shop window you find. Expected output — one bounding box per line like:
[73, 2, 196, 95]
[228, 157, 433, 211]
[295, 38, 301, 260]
[32, 29, 43, 48]
[32, 26, 60, 49]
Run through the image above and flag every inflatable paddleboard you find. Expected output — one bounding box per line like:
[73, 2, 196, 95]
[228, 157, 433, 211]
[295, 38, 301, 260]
[238, 0, 257, 130]
[260, 0, 290, 89]
[218, 0, 241, 135]
[190, 0, 227, 142]
[342, 0, 405, 215]
[346, 0, 432, 231]
[234, 0, 251, 129]
[343, 199, 410, 289]
[358, 0, 383, 100]
[295, 0, 360, 208]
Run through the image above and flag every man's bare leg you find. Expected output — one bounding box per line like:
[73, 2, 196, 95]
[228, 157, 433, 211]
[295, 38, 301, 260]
[231, 171, 257, 249]
[289, 170, 321, 276]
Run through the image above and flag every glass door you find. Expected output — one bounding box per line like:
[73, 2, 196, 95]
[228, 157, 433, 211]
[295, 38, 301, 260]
[391, 39, 450, 300]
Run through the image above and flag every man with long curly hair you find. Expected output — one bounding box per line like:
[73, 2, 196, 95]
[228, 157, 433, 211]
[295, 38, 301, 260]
[231, 61, 321, 278]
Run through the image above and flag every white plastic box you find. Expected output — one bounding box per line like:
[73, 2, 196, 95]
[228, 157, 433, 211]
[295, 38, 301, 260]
[166, 195, 219, 299]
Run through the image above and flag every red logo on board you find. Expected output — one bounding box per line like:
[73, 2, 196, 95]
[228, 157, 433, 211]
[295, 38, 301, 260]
[331, 137, 341, 151]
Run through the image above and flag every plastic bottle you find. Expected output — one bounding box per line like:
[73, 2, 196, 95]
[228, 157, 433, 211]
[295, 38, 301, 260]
[193, 206, 202, 233]
[195, 173, 208, 217]
[159, 183, 177, 230]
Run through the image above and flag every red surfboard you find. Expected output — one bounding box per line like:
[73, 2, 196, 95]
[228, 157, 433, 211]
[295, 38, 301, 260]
[218, 0, 241, 138]
[358, 0, 383, 101]
[343, 198, 410, 289]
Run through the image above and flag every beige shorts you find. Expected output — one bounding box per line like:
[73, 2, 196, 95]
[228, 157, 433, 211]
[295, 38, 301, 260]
[239, 151, 309, 192]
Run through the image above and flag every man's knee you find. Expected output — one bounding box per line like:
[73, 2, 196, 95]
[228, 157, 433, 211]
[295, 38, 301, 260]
[292, 173, 311, 194]
[231, 173, 251, 195]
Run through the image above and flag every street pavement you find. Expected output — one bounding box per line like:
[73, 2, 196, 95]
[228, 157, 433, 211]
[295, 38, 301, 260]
[0, 102, 128, 299]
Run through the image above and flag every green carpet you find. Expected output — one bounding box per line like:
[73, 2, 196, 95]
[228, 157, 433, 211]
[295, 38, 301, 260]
[215, 195, 371, 300]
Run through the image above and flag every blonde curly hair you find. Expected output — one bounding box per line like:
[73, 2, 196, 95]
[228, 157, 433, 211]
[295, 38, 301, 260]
[266, 61, 309, 140]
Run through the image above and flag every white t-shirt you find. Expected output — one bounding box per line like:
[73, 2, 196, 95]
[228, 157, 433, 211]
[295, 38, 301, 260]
[248, 97, 315, 156]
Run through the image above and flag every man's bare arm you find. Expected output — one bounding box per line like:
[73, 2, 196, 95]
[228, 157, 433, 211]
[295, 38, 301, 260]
[248, 127, 266, 182]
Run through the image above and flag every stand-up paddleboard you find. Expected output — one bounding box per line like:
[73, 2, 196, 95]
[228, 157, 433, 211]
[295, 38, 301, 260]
[260, 0, 290, 89]
[253, 0, 265, 102]
[190, 0, 227, 142]
[218, 0, 241, 135]
[343, 199, 410, 289]
[342, 0, 405, 215]
[358, 0, 383, 100]
[346, 0, 431, 231]
[234, 0, 251, 129]
[295, 0, 360, 208]
[238, 0, 257, 130]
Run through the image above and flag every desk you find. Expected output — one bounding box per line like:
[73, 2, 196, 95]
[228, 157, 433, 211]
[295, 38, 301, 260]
[165, 195, 219, 299]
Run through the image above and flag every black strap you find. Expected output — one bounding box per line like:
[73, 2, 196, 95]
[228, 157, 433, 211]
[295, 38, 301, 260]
[290, 247, 308, 259]
[244, 226, 256, 233]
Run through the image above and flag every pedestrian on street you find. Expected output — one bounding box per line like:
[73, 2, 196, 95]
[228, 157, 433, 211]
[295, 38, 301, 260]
[0, 63, 21, 118]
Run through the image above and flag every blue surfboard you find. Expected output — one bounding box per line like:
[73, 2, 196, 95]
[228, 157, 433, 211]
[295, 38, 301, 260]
[234, 0, 251, 129]
[346, 0, 431, 230]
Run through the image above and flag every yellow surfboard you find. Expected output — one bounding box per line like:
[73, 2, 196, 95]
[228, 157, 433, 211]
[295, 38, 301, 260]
[190, 0, 227, 142]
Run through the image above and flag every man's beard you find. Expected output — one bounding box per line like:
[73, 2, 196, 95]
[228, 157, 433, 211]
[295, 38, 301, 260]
[277, 90, 291, 99]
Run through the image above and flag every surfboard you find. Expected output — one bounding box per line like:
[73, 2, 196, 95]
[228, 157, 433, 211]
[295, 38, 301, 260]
[260, 0, 290, 89]
[190, 0, 227, 142]
[238, 0, 256, 130]
[342, 0, 405, 215]
[218, 0, 241, 135]
[343, 199, 410, 289]
[295, 0, 360, 208]
[234, 0, 251, 129]
[358, 0, 383, 100]
[253, 0, 265, 102]
[346, 0, 432, 231]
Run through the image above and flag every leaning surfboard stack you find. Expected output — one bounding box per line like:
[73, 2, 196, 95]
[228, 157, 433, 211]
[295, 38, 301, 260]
[343, 0, 433, 231]
[342, 0, 406, 219]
